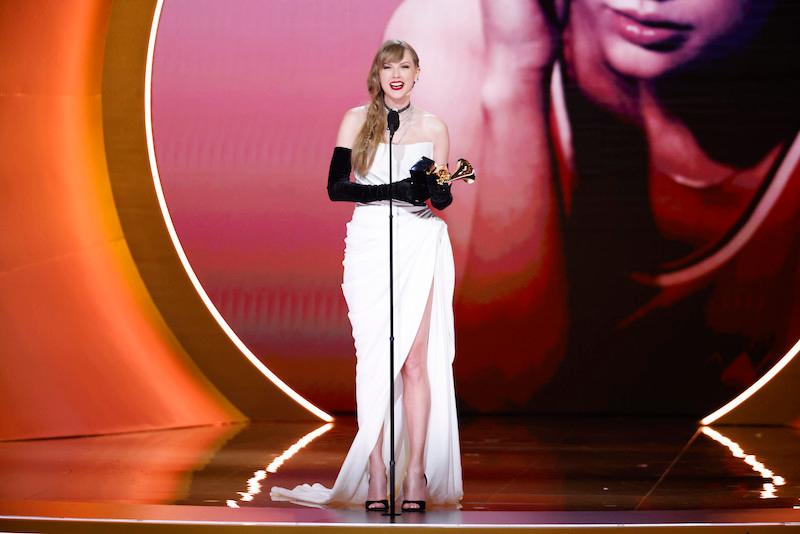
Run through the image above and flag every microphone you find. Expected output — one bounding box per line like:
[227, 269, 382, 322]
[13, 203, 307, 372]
[387, 110, 400, 138]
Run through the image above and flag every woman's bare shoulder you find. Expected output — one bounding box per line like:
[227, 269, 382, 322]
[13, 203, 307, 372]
[418, 109, 448, 136]
[342, 105, 368, 126]
[347, 104, 369, 116]
[337, 105, 369, 147]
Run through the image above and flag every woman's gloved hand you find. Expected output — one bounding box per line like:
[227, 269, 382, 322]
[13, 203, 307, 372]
[427, 175, 452, 210]
[390, 175, 430, 206]
[410, 156, 453, 210]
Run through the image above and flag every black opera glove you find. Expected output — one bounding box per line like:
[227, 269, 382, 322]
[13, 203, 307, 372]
[327, 146, 385, 203]
[410, 156, 453, 210]
[429, 178, 452, 210]
[392, 175, 430, 206]
[327, 146, 430, 205]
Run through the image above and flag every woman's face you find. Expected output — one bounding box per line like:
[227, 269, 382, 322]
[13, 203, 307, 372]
[378, 49, 418, 101]
[579, 0, 773, 79]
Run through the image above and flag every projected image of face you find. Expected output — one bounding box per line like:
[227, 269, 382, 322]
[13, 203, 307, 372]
[150, 0, 800, 418]
[581, 0, 774, 78]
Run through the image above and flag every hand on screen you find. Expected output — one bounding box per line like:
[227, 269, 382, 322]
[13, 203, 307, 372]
[481, 0, 561, 75]
[387, 0, 569, 409]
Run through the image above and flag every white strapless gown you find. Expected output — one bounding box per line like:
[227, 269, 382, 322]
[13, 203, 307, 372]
[270, 141, 463, 508]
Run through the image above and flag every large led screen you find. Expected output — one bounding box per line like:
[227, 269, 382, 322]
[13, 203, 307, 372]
[151, 0, 800, 415]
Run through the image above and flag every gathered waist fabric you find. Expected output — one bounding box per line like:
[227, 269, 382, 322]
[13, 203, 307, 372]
[353, 201, 436, 218]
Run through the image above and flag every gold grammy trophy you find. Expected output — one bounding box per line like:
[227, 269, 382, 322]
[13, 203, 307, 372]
[428, 158, 477, 185]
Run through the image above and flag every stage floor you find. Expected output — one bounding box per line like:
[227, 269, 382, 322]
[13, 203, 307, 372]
[1, 416, 799, 529]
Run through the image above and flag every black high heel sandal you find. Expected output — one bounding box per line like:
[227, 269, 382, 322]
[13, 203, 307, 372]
[365, 472, 389, 512]
[401, 473, 427, 513]
[365, 498, 389, 512]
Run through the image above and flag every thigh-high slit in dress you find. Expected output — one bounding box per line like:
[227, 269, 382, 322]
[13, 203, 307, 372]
[270, 141, 464, 508]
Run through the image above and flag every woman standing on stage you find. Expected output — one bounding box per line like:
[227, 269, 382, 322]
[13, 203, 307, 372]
[271, 39, 464, 511]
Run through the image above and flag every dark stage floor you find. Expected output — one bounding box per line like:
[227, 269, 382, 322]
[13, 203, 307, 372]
[1, 416, 799, 529]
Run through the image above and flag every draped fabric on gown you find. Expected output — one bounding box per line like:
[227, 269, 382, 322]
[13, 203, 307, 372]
[270, 141, 463, 508]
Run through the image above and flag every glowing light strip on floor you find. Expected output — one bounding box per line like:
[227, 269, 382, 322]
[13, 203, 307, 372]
[701, 338, 800, 426]
[701, 427, 785, 500]
[143, 0, 332, 423]
[226, 423, 333, 508]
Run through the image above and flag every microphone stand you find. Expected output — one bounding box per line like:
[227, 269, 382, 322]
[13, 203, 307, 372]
[384, 110, 400, 518]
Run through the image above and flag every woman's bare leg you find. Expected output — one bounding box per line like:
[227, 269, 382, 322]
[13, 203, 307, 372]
[367, 427, 387, 507]
[400, 283, 434, 508]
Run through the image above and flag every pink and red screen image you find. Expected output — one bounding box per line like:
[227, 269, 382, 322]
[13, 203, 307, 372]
[151, 0, 800, 415]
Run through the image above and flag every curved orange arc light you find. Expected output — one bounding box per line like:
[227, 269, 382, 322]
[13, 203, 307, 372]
[144, 0, 332, 423]
[701, 338, 800, 426]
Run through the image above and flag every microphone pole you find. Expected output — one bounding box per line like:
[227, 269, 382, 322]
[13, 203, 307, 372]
[384, 108, 400, 518]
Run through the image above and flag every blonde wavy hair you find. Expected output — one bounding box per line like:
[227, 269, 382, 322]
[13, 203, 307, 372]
[352, 39, 420, 177]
